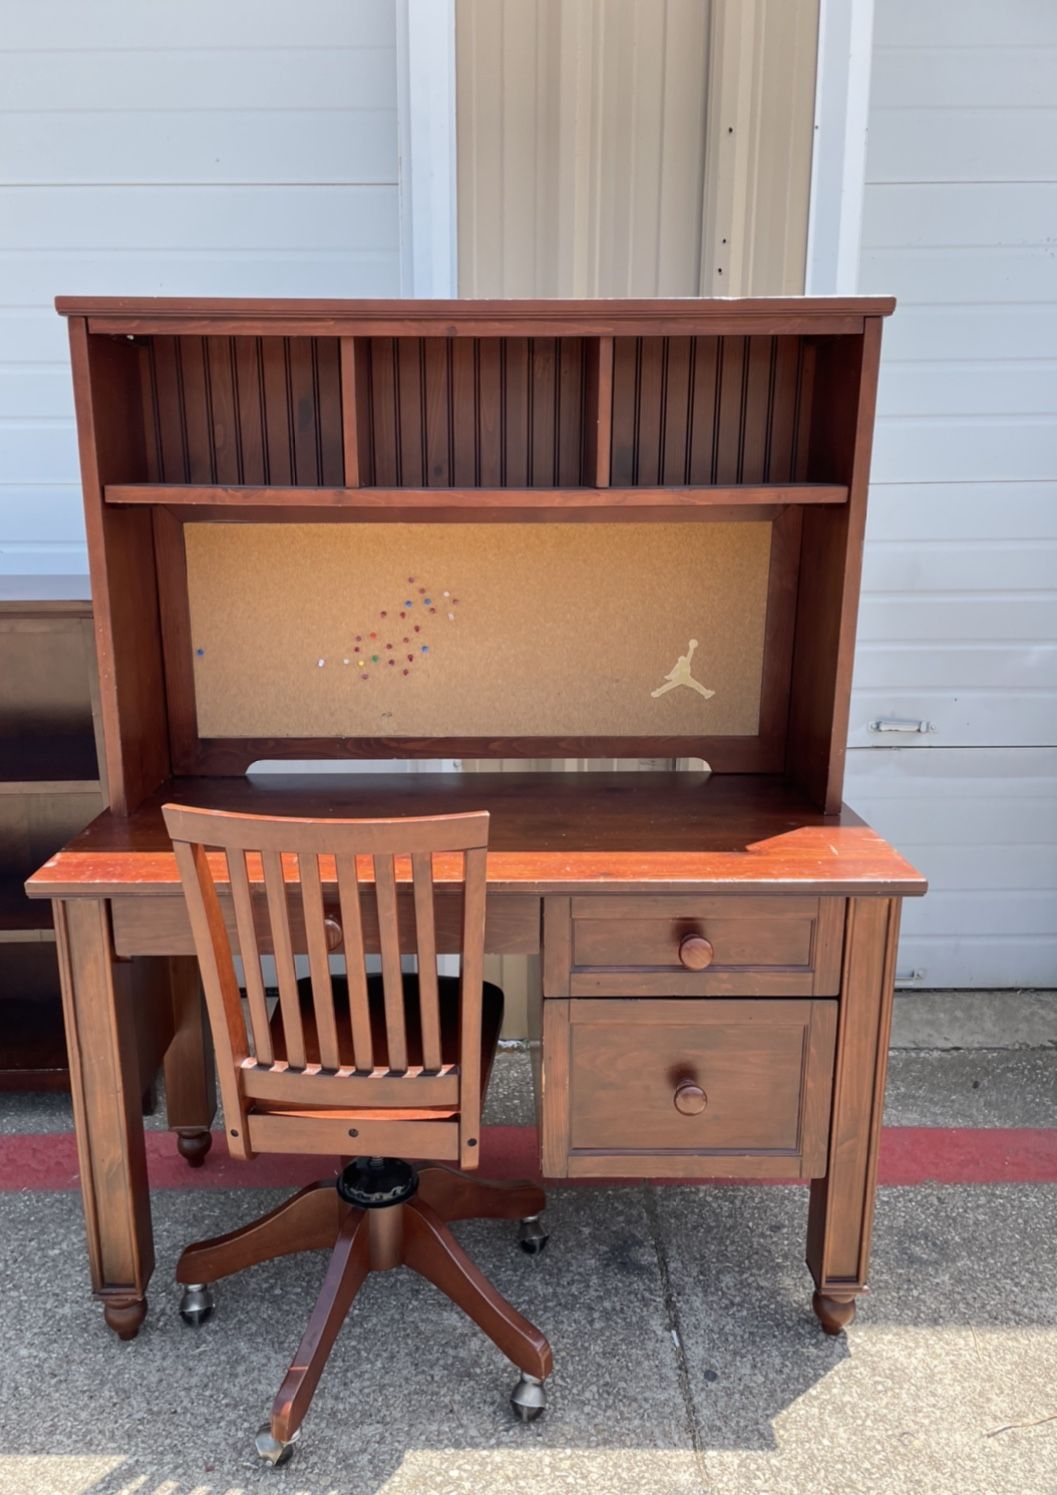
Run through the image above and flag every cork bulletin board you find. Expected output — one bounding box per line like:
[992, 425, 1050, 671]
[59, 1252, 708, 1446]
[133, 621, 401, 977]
[185, 523, 772, 739]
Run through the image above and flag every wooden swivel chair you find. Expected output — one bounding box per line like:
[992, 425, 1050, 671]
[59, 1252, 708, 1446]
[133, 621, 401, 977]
[162, 803, 552, 1467]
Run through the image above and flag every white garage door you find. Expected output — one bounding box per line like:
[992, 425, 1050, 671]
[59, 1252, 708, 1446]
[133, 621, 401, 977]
[0, 0, 401, 575]
[848, 0, 1057, 986]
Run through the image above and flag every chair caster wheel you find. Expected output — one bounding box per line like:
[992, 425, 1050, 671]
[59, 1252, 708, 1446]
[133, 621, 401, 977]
[518, 1215, 549, 1255]
[255, 1423, 299, 1467]
[511, 1373, 546, 1422]
[178, 1283, 214, 1327]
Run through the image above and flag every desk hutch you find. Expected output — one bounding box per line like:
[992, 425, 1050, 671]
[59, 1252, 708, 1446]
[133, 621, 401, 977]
[28, 296, 925, 1342]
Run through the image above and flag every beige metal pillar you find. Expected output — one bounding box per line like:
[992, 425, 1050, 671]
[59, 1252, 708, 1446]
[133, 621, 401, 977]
[700, 0, 819, 295]
[455, 0, 819, 1033]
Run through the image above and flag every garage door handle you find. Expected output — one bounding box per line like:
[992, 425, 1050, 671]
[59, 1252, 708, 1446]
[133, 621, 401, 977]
[869, 717, 935, 734]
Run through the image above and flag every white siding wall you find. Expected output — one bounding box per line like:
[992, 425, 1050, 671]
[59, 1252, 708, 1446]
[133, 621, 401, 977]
[848, 0, 1057, 986]
[0, 1, 401, 574]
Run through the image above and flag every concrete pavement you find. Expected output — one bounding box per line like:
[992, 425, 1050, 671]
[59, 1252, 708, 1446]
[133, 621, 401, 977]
[0, 990, 1053, 1495]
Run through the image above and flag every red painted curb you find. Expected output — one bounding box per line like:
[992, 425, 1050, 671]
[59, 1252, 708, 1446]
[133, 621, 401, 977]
[2, 1125, 1057, 1191]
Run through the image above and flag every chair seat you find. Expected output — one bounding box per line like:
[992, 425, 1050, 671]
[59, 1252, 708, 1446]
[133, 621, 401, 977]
[266, 974, 505, 1081]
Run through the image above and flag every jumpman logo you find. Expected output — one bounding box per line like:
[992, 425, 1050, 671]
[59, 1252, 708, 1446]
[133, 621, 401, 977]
[651, 639, 715, 701]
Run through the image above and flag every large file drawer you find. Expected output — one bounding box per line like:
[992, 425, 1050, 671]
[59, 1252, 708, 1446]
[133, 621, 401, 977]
[540, 997, 837, 1179]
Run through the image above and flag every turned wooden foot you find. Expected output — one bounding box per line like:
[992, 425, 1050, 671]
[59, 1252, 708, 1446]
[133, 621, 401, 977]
[175, 1128, 213, 1168]
[103, 1295, 148, 1341]
[812, 1291, 857, 1335]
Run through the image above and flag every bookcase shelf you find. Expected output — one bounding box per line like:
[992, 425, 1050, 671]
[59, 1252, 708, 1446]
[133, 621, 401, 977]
[105, 482, 848, 517]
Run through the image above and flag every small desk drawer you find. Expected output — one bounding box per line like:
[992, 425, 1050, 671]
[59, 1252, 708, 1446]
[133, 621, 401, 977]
[541, 997, 837, 1179]
[110, 890, 541, 958]
[546, 895, 844, 997]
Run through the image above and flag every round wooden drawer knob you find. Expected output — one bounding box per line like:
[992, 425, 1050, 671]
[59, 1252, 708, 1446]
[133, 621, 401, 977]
[674, 1081, 708, 1116]
[323, 916, 343, 951]
[678, 934, 715, 971]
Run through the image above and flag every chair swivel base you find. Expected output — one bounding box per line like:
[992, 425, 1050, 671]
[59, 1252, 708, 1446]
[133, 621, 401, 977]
[336, 1155, 419, 1208]
[175, 1162, 553, 1464]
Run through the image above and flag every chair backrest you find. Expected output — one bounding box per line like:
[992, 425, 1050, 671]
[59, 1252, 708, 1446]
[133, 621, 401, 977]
[162, 803, 490, 1168]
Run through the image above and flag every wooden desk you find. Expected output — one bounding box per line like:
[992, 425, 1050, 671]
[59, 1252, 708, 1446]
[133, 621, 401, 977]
[28, 771, 924, 1338]
[31, 293, 925, 1343]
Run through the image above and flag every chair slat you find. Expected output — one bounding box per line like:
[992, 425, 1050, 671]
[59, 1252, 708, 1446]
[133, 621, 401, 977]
[373, 853, 408, 1072]
[261, 848, 306, 1069]
[411, 851, 442, 1071]
[171, 839, 250, 1157]
[335, 853, 372, 1070]
[458, 846, 488, 1165]
[299, 852, 340, 1070]
[227, 848, 273, 1065]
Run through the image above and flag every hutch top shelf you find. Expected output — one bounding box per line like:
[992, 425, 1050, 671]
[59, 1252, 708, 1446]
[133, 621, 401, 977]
[57, 295, 892, 511]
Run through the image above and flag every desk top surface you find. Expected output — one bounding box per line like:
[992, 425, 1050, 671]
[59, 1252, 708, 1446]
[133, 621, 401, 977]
[26, 772, 925, 899]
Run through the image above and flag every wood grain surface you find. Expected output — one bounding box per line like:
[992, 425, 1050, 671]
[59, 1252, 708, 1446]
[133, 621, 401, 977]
[26, 772, 927, 901]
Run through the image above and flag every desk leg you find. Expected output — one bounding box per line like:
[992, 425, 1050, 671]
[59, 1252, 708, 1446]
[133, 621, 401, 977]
[806, 897, 901, 1333]
[54, 898, 154, 1340]
[163, 957, 216, 1167]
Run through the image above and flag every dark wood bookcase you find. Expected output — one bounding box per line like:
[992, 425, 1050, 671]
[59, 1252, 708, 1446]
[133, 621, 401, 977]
[0, 578, 104, 1088]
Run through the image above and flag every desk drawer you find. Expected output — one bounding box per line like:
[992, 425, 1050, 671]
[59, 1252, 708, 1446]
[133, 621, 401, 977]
[546, 895, 844, 998]
[541, 997, 836, 1179]
[110, 891, 541, 958]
